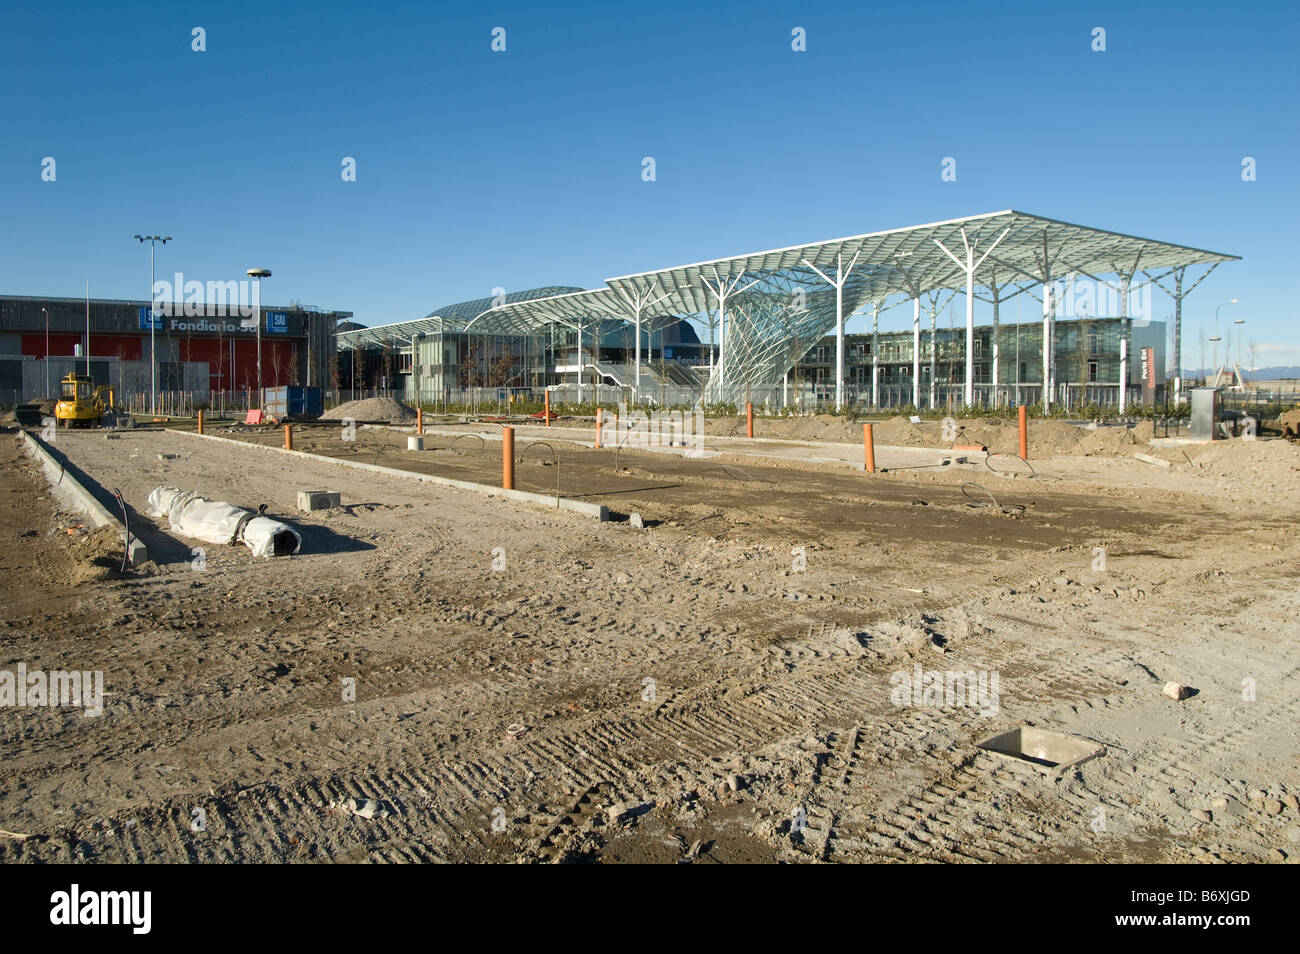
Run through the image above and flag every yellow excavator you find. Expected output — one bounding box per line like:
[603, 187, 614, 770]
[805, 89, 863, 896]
[54, 372, 116, 428]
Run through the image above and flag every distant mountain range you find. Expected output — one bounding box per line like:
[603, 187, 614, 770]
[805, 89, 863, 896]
[1182, 365, 1300, 379]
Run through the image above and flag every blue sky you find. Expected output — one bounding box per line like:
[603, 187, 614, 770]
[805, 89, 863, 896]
[3, 0, 1297, 369]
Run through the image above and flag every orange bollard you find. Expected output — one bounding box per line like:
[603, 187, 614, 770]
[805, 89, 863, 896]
[746, 402, 754, 438]
[502, 426, 515, 489]
[863, 423, 876, 474]
[1018, 405, 1028, 460]
[284, 424, 293, 450]
[544, 389, 551, 427]
[197, 409, 204, 435]
[594, 408, 603, 448]
[416, 408, 423, 436]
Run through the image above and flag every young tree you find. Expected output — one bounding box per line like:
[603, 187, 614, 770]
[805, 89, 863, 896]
[490, 350, 515, 387]
[460, 342, 483, 387]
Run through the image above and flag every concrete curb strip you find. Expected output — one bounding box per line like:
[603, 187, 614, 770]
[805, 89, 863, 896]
[166, 429, 610, 522]
[19, 428, 150, 565]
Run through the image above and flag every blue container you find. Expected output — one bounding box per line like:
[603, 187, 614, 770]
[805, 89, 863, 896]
[264, 386, 324, 418]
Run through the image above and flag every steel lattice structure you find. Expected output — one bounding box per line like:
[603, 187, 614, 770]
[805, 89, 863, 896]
[369, 212, 1239, 409]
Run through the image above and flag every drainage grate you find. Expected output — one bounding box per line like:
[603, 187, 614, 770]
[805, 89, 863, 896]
[977, 727, 1104, 771]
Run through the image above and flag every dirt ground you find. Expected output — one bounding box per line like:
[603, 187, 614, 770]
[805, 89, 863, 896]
[1, 419, 1298, 864]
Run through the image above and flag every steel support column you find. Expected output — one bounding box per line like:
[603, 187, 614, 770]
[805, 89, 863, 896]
[803, 250, 862, 411]
[912, 297, 921, 408]
[871, 301, 880, 409]
[934, 227, 1009, 407]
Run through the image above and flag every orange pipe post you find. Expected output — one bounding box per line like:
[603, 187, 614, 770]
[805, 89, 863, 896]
[863, 422, 876, 474]
[502, 426, 515, 489]
[416, 408, 423, 435]
[1017, 405, 1028, 460]
[746, 402, 754, 438]
[196, 409, 204, 435]
[594, 408, 603, 448]
[284, 424, 293, 450]
[544, 389, 551, 427]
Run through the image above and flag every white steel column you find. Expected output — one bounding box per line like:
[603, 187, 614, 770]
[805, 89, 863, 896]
[615, 282, 672, 403]
[700, 269, 758, 402]
[1145, 263, 1219, 407]
[1042, 281, 1053, 411]
[1119, 334, 1128, 410]
[929, 298, 938, 410]
[991, 289, 1000, 404]
[871, 301, 879, 408]
[836, 277, 843, 408]
[934, 227, 1009, 407]
[803, 249, 862, 411]
[912, 298, 921, 408]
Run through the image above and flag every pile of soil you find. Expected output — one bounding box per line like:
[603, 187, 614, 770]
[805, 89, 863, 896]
[63, 524, 130, 583]
[708, 412, 1156, 458]
[1076, 425, 1147, 456]
[321, 397, 417, 424]
[1184, 437, 1300, 500]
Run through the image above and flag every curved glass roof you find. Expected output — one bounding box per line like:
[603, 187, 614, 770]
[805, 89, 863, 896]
[466, 209, 1237, 402]
[338, 285, 584, 347]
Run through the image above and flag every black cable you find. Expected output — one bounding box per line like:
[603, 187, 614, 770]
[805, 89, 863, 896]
[112, 488, 130, 572]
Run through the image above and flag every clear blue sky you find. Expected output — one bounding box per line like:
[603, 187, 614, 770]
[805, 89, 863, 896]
[3, 0, 1297, 370]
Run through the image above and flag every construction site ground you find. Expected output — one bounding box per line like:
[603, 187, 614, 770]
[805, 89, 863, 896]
[2, 418, 1298, 863]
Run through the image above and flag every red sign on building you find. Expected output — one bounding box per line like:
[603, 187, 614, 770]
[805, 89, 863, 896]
[1140, 346, 1156, 406]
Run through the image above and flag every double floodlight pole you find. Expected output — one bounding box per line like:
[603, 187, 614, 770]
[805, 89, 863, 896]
[247, 267, 272, 409]
[135, 234, 172, 414]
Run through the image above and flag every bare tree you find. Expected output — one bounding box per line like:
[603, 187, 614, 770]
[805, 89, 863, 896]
[460, 343, 483, 388]
[490, 350, 515, 387]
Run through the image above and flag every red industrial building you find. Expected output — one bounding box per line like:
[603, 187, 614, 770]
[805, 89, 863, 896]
[0, 294, 350, 405]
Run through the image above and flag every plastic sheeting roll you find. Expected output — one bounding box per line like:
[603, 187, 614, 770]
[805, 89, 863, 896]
[147, 486, 302, 558]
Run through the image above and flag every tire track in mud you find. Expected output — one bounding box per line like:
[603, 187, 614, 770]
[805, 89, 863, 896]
[7, 448, 1295, 866]
[0, 602, 1154, 862]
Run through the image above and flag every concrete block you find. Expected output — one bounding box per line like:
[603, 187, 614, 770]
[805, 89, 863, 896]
[298, 490, 340, 512]
[407, 436, 425, 451]
[1134, 452, 1171, 468]
[20, 429, 148, 566]
[172, 430, 611, 522]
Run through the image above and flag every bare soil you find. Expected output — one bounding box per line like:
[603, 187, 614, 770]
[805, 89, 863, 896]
[1, 421, 1297, 864]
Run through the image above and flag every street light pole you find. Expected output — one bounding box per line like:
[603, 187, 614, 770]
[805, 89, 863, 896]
[135, 235, 172, 413]
[42, 307, 49, 397]
[1214, 299, 1237, 382]
[246, 268, 272, 410]
[1234, 319, 1245, 379]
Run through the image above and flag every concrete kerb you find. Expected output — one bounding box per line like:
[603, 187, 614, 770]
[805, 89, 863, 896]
[19, 428, 149, 565]
[165, 429, 611, 522]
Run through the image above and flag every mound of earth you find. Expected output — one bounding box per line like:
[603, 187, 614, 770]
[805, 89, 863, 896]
[704, 411, 1167, 457]
[321, 396, 417, 424]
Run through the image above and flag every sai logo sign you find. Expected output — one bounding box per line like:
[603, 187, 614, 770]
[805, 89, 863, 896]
[266, 311, 288, 334]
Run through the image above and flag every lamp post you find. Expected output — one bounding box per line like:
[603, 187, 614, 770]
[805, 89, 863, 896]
[135, 235, 172, 413]
[42, 307, 49, 397]
[1209, 336, 1222, 385]
[1214, 299, 1237, 376]
[246, 267, 272, 409]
